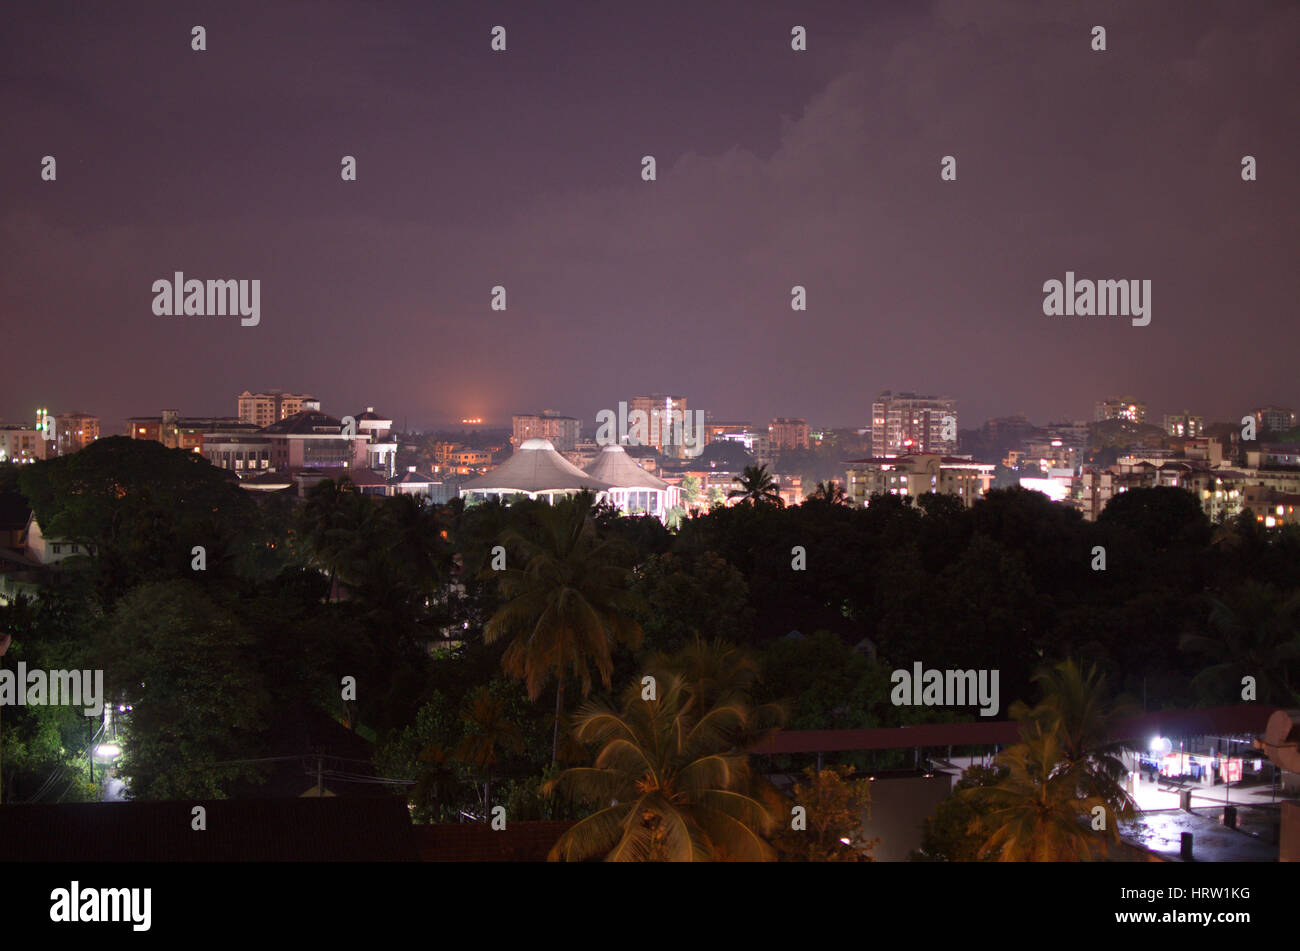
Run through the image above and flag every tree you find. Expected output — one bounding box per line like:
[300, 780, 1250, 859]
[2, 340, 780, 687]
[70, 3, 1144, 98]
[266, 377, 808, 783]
[965, 722, 1120, 861]
[483, 494, 643, 762]
[17, 437, 261, 605]
[707, 486, 727, 510]
[772, 765, 878, 861]
[1098, 485, 1211, 550]
[1008, 659, 1136, 817]
[679, 475, 701, 507]
[912, 764, 1007, 861]
[94, 580, 272, 799]
[729, 465, 783, 507]
[1179, 582, 1300, 705]
[298, 477, 368, 600]
[630, 553, 752, 654]
[545, 670, 780, 861]
[376, 691, 474, 823]
[805, 480, 850, 506]
[456, 685, 525, 813]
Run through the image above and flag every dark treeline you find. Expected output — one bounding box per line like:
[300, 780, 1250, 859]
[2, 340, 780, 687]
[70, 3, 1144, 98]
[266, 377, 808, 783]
[2, 436, 1297, 819]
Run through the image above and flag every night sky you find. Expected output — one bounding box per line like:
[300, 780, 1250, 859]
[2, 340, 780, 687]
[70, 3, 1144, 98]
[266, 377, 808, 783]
[2, 0, 1296, 432]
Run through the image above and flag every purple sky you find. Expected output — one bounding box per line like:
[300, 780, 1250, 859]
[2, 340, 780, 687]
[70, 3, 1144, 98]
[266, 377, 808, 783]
[3, 0, 1297, 433]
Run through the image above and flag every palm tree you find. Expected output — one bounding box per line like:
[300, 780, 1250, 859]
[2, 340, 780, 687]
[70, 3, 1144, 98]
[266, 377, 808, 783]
[456, 686, 524, 814]
[806, 480, 850, 506]
[483, 494, 644, 762]
[643, 638, 784, 747]
[413, 741, 465, 823]
[964, 721, 1119, 861]
[544, 672, 780, 861]
[298, 477, 368, 600]
[1008, 659, 1136, 816]
[381, 492, 450, 597]
[729, 465, 783, 507]
[1179, 582, 1300, 706]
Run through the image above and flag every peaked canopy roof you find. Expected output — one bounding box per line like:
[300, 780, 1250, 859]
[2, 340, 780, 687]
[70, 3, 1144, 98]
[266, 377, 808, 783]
[461, 438, 614, 494]
[584, 444, 668, 490]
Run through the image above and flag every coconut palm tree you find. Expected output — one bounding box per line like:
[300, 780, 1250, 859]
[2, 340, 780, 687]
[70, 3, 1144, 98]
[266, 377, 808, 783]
[1179, 582, 1300, 706]
[544, 672, 780, 861]
[643, 638, 784, 748]
[1008, 659, 1136, 816]
[729, 464, 783, 507]
[381, 492, 450, 597]
[456, 686, 524, 813]
[298, 476, 368, 600]
[806, 480, 850, 506]
[965, 722, 1119, 861]
[483, 494, 644, 762]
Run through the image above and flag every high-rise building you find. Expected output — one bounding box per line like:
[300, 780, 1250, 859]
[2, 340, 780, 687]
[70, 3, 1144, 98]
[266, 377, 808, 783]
[53, 413, 99, 455]
[628, 394, 689, 457]
[512, 411, 581, 452]
[870, 392, 957, 457]
[1094, 397, 1145, 424]
[1164, 412, 1204, 439]
[1256, 406, 1297, 435]
[769, 418, 810, 451]
[237, 390, 318, 427]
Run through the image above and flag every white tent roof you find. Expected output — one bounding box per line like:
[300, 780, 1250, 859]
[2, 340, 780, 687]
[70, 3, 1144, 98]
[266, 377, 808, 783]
[583, 444, 669, 490]
[461, 438, 615, 493]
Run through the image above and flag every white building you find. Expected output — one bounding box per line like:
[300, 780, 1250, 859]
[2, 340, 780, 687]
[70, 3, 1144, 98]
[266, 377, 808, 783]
[583, 444, 681, 524]
[459, 438, 613, 504]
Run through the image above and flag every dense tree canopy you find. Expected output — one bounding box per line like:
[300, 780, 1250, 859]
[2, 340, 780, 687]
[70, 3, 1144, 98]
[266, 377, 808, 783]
[3, 440, 1297, 863]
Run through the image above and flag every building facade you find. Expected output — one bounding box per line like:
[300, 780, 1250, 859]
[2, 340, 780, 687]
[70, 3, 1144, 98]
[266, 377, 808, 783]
[769, 417, 810, 451]
[1256, 406, 1297, 435]
[870, 392, 958, 457]
[845, 453, 993, 508]
[511, 411, 581, 452]
[127, 410, 248, 453]
[237, 390, 318, 427]
[203, 410, 368, 474]
[1094, 397, 1146, 424]
[53, 413, 99, 454]
[0, 426, 49, 464]
[628, 394, 688, 458]
[1164, 412, 1204, 439]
